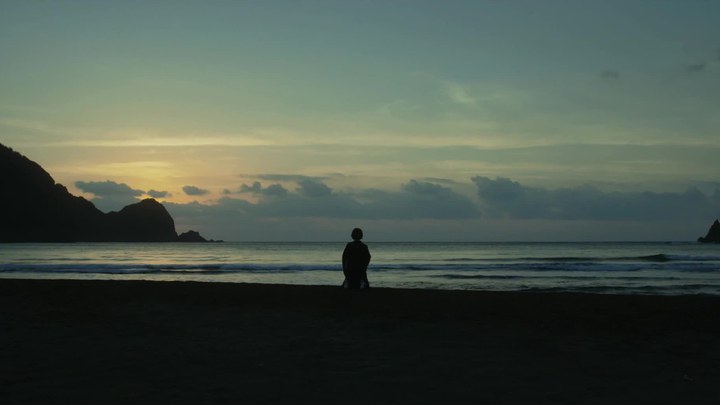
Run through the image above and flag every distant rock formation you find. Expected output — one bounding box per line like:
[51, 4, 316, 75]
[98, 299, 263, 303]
[698, 219, 720, 243]
[178, 230, 207, 242]
[0, 143, 213, 242]
[105, 199, 179, 242]
[178, 230, 223, 243]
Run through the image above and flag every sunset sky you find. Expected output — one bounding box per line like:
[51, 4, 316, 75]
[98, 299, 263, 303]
[2, 1, 719, 241]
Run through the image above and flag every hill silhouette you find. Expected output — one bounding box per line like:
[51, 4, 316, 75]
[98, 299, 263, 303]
[0, 143, 211, 242]
[698, 219, 720, 243]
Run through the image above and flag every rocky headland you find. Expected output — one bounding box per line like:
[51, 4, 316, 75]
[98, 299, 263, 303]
[0, 143, 215, 243]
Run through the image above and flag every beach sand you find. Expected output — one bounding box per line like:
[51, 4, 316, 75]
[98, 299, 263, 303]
[1, 279, 719, 404]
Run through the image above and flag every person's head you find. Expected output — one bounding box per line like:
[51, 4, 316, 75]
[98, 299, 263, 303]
[351, 228, 363, 241]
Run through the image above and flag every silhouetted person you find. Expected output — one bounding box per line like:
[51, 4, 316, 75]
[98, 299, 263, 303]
[342, 228, 371, 289]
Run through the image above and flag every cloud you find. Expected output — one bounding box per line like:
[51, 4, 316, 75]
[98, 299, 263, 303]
[600, 69, 620, 80]
[296, 179, 332, 198]
[171, 178, 480, 222]
[75, 180, 144, 197]
[74, 180, 144, 212]
[444, 82, 476, 106]
[391, 180, 480, 219]
[183, 185, 209, 196]
[239, 182, 262, 193]
[403, 180, 453, 195]
[147, 189, 170, 198]
[163, 177, 718, 241]
[264, 184, 289, 197]
[254, 174, 328, 182]
[473, 177, 524, 202]
[420, 177, 459, 185]
[685, 63, 706, 73]
[472, 176, 717, 220]
[239, 181, 288, 197]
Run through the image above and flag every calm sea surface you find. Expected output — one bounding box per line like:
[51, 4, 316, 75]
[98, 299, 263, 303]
[2, 242, 720, 295]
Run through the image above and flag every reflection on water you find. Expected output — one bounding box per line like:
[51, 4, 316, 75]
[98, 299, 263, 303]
[1, 242, 719, 295]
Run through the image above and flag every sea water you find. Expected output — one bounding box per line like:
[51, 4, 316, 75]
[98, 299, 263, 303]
[1, 242, 720, 295]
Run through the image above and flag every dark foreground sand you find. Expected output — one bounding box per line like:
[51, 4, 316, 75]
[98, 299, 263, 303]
[1, 279, 719, 404]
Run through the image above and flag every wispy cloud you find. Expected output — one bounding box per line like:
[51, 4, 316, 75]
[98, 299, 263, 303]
[60, 135, 276, 148]
[0, 117, 69, 136]
[253, 174, 329, 182]
[444, 82, 476, 106]
[376, 99, 423, 115]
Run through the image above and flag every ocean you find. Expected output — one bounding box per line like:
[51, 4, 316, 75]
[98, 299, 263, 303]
[1, 242, 719, 295]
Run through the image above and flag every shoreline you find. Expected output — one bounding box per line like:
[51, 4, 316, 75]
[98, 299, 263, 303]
[2, 279, 719, 404]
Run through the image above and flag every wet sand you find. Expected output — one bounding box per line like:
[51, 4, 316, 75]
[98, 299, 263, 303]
[1, 279, 719, 404]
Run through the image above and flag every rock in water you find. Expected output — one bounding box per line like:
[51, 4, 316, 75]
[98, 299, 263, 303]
[178, 230, 208, 242]
[698, 219, 720, 243]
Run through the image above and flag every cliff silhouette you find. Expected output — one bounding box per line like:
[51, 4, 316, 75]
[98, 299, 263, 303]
[0, 143, 212, 242]
[698, 219, 720, 243]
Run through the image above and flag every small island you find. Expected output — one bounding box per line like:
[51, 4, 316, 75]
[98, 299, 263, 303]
[0, 143, 216, 243]
[698, 219, 720, 243]
[178, 230, 222, 243]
